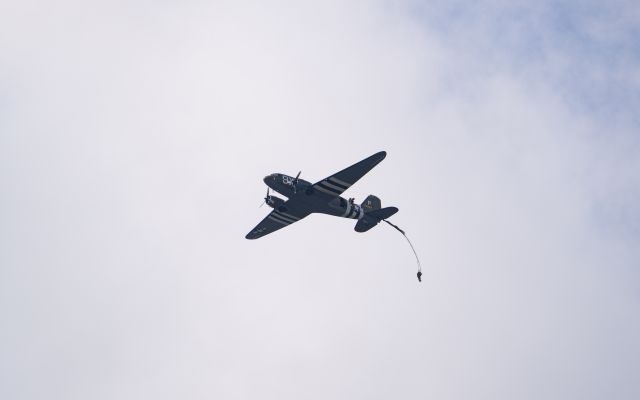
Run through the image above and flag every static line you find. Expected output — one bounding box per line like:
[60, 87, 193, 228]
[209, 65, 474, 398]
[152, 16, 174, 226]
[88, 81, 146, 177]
[383, 219, 422, 273]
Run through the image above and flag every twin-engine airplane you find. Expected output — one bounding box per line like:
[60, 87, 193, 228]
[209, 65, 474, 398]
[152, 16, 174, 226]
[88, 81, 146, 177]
[245, 151, 398, 239]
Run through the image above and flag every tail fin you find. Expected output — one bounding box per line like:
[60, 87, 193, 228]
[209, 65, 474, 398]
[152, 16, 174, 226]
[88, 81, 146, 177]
[354, 206, 399, 232]
[361, 195, 381, 213]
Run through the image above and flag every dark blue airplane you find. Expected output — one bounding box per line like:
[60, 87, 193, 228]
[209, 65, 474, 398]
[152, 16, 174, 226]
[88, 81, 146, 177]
[246, 151, 398, 239]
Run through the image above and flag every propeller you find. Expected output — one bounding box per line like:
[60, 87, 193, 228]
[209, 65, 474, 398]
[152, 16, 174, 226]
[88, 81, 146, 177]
[259, 188, 272, 208]
[292, 171, 301, 194]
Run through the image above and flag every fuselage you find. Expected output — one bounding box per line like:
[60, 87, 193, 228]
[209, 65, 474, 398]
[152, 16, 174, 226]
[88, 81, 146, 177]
[264, 173, 364, 220]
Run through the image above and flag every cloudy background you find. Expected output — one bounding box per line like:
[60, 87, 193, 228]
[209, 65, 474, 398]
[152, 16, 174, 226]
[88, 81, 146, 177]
[1, 1, 639, 399]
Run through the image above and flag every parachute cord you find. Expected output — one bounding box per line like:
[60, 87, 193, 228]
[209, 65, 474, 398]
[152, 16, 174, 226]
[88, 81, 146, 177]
[383, 219, 422, 273]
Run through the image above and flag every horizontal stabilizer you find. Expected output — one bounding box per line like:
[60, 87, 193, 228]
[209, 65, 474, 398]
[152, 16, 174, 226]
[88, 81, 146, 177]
[354, 207, 399, 233]
[367, 206, 398, 220]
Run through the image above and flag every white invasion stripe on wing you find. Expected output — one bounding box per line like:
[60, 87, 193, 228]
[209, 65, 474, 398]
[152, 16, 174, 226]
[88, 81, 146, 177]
[278, 212, 301, 221]
[321, 180, 345, 192]
[328, 177, 351, 188]
[268, 215, 290, 225]
[317, 181, 342, 194]
[272, 212, 297, 223]
[315, 185, 340, 196]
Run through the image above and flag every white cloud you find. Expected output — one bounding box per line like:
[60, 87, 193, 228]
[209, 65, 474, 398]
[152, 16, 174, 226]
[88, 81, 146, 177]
[1, 1, 638, 399]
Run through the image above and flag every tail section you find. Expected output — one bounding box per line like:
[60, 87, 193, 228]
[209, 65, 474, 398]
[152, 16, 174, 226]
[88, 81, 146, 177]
[354, 200, 399, 232]
[366, 206, 398, 220]
[361, 195, 381, 213]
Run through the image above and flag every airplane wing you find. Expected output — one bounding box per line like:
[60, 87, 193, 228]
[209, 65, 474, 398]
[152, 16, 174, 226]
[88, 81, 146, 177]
[312, 151, 387, 198]
[245, 205, 310, 240]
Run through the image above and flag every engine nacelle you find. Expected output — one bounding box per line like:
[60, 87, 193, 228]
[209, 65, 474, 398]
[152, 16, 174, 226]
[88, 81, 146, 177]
[266, 195, 286, 210]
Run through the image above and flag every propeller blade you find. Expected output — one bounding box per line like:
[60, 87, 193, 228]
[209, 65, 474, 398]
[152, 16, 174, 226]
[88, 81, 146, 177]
[292, 171, 301, 194]
[260, 188, 271, 207]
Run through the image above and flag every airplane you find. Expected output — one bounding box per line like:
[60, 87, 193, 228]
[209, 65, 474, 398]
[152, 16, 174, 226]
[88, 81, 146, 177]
[245, 151, 399, 239]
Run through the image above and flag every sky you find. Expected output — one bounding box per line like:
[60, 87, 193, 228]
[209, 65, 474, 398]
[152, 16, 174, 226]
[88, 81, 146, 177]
[1, 1, 639, 399]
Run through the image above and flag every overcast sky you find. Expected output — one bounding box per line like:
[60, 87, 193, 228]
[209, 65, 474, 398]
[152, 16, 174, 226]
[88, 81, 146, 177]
[1, 1, 639, 399]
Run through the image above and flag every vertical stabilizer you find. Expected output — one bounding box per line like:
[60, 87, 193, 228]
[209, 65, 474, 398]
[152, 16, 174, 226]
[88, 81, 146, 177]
[361, 195, 381, 213]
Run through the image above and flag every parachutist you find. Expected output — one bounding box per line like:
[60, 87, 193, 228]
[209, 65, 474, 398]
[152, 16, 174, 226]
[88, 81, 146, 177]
[417, 271, 422, 282]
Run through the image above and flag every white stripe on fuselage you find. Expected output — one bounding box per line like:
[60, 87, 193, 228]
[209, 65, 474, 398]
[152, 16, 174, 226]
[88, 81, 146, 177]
[341, 202, 352, 217]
